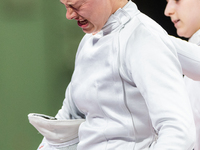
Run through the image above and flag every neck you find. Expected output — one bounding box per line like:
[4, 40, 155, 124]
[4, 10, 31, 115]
[111, 0, 129, 14]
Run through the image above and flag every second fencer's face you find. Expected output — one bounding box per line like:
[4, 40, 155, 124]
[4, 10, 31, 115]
[164, 0, 200, 38]
[60, 0, 116, 34]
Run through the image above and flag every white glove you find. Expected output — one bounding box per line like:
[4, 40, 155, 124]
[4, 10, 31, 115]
[28, 113, 85, 150]
[37, 138, 78, 150]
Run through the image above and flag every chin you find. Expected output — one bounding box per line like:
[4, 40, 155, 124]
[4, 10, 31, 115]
[82, 28, 94, 34]
[82, 30, 91, 34]
[177, 31, 190, 38]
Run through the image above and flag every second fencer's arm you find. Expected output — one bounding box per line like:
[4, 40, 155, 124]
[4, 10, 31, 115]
[169, 35, 200, 81]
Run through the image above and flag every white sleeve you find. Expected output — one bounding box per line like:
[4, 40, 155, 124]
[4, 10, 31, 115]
[55, 35, 88, 120]
[35, 83, 85, 150]
[35, 36, 87, 149]
[55, 82, 85, 120]
[125, 32, 196, 149]
[169, 35, 200, 81]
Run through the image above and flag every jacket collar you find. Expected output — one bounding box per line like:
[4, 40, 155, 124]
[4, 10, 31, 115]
[94, 1, 140, 37]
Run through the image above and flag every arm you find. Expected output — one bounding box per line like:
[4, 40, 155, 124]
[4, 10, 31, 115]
[55, 82, 85, 120]
[55, 34, 89, 120]
[32, 35, 88, 149]
[31, 83, 85, 150]
[169, 35, 200, 81]
[126, 31, 196, 149]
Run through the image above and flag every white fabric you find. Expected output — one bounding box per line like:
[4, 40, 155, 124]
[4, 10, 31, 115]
[184, 29, 200, 150]
[169, 35, 200, 80]
[56, 1, 196, 150]
[37, 138, 77, 150]
[28, 113, 84, 149]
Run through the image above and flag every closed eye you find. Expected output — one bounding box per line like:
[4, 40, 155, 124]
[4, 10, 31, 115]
[65, 4, 79, 11]
[59, 1, 80, 11]
[69, 5, 77, 10]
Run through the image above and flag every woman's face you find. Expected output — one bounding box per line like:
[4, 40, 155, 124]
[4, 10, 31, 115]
[164, 0, 200, 38]
[60, 0, 124, 34]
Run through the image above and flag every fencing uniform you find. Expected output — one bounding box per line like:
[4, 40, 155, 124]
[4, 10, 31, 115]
[34, 1, 200, 150]
[184, 29, 200, 150]
[55, 1, 195, 149]
[170, 35, 200, 81]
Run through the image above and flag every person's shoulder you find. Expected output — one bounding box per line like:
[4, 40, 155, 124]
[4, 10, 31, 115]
[78, 33, 92, 48]
[126, 14, 174, 50]
[120, 13, 176, 57]
[81, 33, 92, 42]
[134, 13, 167, 38]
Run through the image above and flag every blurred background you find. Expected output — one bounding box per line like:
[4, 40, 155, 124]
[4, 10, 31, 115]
[0, 0, 179, 149]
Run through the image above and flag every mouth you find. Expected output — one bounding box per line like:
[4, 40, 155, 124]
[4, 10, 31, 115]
[172, 19, 180, 26]
[77, 20, 89, 28]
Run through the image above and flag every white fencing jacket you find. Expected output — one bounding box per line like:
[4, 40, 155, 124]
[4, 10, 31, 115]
[55, 1, 197, 150]
[184, 29, 200, 150]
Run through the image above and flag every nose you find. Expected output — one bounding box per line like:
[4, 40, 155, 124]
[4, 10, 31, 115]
[164, 1, 175, 17]
[66, 8, 78, 20]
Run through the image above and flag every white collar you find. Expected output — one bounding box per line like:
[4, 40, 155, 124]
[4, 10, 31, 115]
[94, 1, 140, 37]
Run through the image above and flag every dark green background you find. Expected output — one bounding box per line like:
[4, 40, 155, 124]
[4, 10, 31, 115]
[0, 0, 176, 149]
[0, 0, 84, 149]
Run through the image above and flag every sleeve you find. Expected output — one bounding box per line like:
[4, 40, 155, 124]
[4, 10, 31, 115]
[55, 82, 85, 120]
[169, 35, 200, 81]
[36, 35, 88, 150]
[56, 34, 87, 120]
[125, 30, 196, 149]
[35, 83, 85, 150]
[34, 83, 85, 150]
